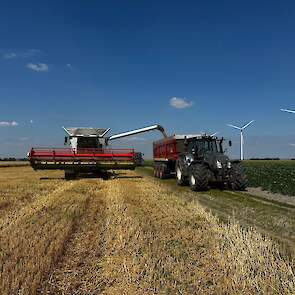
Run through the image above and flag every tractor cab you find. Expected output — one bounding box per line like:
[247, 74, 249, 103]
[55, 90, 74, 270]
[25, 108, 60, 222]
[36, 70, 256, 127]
[188, 137, 223, 156]
[185, 135, 233, 173]
[187, 136, 228, 156]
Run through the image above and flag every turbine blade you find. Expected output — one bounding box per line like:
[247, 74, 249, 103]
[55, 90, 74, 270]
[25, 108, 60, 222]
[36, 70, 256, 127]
[281, 108, 295, 114]
[241, 120, 254, 129]
[227, 124, 241, 130]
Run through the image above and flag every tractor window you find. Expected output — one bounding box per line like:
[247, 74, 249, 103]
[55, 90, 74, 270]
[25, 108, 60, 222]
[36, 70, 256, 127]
[195, 141, 205, 155]
[193, 140, 220, 154]
[207, 140, 222, 153]
[217, 140, 223, 153]
[207, 140, 218, 153]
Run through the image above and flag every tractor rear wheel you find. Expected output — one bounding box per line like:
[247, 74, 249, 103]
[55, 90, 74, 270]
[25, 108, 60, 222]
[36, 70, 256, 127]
[189, 164, 209, 191]
[230, 163, 247, 191]
[175, 159, 188, 186]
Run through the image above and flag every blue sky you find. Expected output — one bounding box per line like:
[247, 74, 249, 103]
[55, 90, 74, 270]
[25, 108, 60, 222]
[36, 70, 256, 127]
[1, 0, 295, 158]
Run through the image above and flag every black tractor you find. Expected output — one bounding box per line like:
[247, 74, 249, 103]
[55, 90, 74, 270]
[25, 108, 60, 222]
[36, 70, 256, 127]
[175, 136, 247, 191]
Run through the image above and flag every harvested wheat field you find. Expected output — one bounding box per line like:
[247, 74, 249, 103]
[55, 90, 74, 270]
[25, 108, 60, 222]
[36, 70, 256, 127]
[0, 166, 294, 294]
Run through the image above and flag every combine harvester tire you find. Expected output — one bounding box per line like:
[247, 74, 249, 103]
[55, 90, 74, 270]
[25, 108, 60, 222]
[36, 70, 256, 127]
[65, 170, 77, 180]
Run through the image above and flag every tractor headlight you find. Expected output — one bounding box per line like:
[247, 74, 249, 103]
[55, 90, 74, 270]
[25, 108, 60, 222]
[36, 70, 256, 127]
[216, 160, 222, 169]
[227, 162, 231, 169]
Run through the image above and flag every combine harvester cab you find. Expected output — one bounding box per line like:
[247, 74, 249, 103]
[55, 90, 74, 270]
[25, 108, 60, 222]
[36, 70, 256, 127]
[28, 125, 166, 180]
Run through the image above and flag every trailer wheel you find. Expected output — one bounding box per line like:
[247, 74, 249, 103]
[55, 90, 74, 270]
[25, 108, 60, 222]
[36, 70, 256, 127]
[154, 164, 159, 178]
[162, 163, 170, 179]
[230, 163, 247, 191]
[65, 170, 77, 180]
[189, 164, 209, 191]
[153, 166, 158, 178]
[159, 167, 163, 179]
[159, 164, 167, 179]
[176, 160, 188, 185]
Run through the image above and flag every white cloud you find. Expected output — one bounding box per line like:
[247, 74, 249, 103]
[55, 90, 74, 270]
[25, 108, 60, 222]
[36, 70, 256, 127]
[66, 63, 73, 69]
[30, 119, 34, 124]
[3, 52, 17, 59]
[0, 121, 18, 127]
[2, 49, 40, 60]
[169, 97, 193, 109]
[20, 137, 29, 141]
[23, 49, 40, 58]
[26, 63, 49, 72]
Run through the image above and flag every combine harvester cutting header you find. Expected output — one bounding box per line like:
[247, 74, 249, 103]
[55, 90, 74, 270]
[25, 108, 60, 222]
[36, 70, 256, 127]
[28, 124, 166, 179]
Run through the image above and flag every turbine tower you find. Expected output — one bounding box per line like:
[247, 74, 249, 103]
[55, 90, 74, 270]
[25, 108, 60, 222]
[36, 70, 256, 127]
[227, 120, 254, 160]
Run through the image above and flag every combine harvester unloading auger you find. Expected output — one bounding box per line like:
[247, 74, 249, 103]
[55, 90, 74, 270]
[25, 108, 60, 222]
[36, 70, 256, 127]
[28, 124, 167, 179]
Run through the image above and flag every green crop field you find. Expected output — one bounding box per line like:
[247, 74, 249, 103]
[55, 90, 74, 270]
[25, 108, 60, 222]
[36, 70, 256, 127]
[244, 160, 295, 196]
[144, 159, 295, 196]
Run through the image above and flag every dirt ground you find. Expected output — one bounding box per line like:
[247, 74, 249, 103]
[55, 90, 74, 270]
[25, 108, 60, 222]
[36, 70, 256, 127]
[0, 167, 294, 294]
[246, 187, 295, 206]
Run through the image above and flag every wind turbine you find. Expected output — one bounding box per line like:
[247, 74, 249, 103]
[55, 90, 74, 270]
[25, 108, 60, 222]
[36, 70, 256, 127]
[210, 131, 219, 136]
[281, 108, 295, 114]
[199, 131, 219, 136]
[227, 120, 254, 160]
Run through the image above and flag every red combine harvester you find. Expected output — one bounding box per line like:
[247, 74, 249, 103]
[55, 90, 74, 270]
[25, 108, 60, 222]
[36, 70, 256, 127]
[153, 134, 247, 191]
[28, 125, 166, 179]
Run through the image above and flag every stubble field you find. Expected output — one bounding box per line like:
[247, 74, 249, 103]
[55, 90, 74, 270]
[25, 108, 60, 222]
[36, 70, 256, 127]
[0, 166, 294, 294]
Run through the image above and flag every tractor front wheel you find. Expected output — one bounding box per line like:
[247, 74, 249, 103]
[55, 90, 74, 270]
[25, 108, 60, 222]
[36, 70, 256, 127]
[175, 159, 188, 186]
[189, 164, 209, 191]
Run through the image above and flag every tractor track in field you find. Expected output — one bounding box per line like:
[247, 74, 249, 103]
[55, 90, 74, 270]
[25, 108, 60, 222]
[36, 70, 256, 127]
[221, 189, 295, 211]
[137, 167, 295, 210]
[39, 181, 107, 294]
[37, 173, 227, 294]
[0, 180, 72, 231]
[137, 167, 295, 256]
